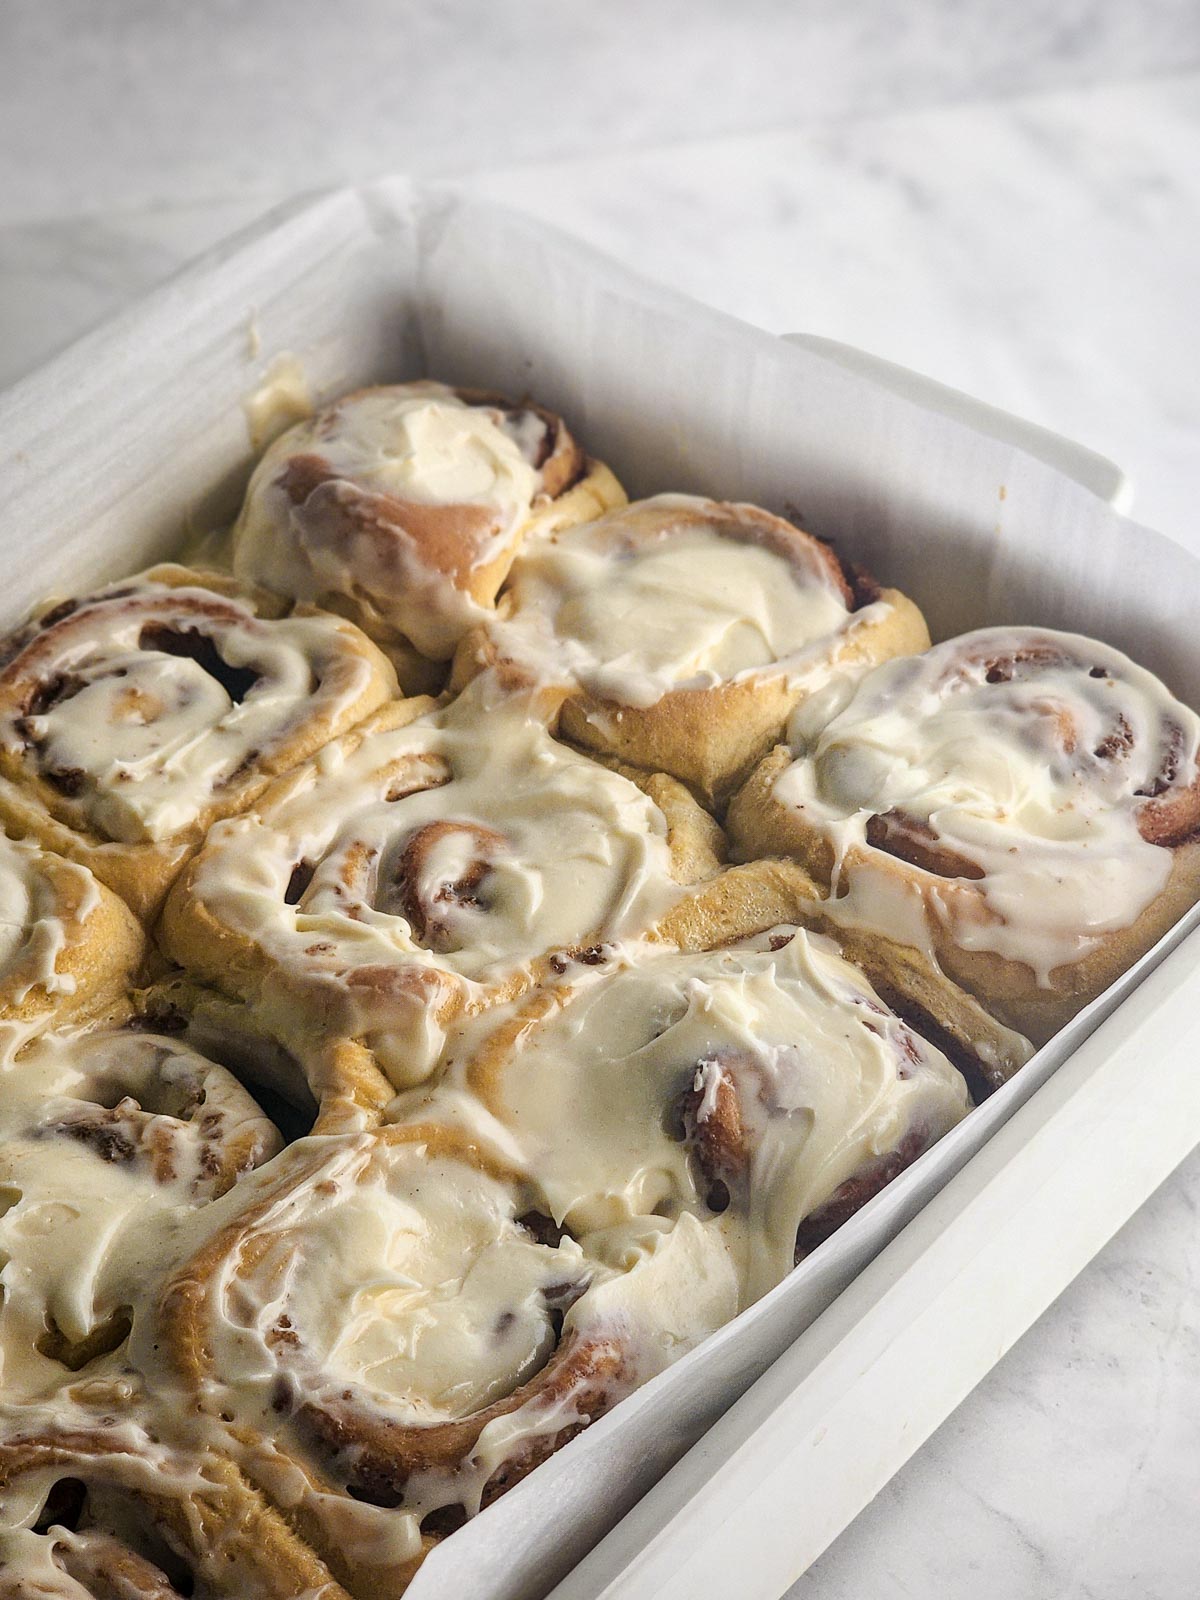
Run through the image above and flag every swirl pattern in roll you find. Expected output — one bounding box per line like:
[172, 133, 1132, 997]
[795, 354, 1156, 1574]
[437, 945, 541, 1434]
[232, 381, 626, 683]
[729, 626, 1200, 1041]
[411, 925, 971, 1301]
[0, 1428, 351, 1599]
[0, 1025, 282, 1406]
[157, 1125, 736, 1594]
[0, 566, 398, 921]
[160, 684, 721, 1107]
[453, 494, 930, 801]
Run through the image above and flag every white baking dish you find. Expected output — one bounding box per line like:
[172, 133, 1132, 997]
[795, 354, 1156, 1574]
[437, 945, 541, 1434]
[1, 178, 1196, 1600]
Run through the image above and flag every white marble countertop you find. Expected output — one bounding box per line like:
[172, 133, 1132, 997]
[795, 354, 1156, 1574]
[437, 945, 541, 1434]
[1, 12, 1198, 1596]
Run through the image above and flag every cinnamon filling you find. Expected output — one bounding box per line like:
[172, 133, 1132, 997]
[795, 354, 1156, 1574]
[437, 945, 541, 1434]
[137, 623, 261, 705]
[793, 1125, 930, 1260]
[865, 809, 986, 880]
[676, 1062, 752, 1210]
[386, 820, 507, 952]
[278, 456, 506, 586]
[35, 1307, 133, 1372]
[293, 1326, 626, 1515]
[1136, 723, 1200, 845]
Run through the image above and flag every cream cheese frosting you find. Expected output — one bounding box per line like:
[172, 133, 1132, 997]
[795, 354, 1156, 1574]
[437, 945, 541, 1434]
[409, 926, 970, 1302]
[773, 626, 1200, 982]
[232, 382, 557, 660]
[182, 685, 687, 1082]
[160, 1129, 737, 1551]
[489, 494, 873, 708]
[0, 576, 389, 847]
[0, 1028, 280, 1405]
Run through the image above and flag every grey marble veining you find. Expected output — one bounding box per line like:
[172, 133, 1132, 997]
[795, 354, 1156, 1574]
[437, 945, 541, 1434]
[2, 0, 1200, 220]
[0, 54, 1197, 1600]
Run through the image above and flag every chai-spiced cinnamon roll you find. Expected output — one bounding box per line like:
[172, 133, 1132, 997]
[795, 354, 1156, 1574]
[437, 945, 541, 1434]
[0, 1427, 351, 1599]
[0, 566, 398, 921]
[408, 925, 977, 1303]
[729, 627, 1200, 1043]
[0, 1025, 282, 1406]
[159, 683, 722, 1111]
[0, 833, 143, 1038]
[231, 381, 626, 690]
[452, 495, 929, 803]
[156, 1126, 736, 1598]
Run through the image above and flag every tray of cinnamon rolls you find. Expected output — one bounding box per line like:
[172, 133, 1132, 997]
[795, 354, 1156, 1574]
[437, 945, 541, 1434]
[1, 184, 1199, 1600]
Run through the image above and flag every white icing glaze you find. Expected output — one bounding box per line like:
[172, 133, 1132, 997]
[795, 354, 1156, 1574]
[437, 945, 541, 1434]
[491, 494, 877, 708]
[414, 927, 969, 1302]
[0, 1028, 280, 1404]
[187, 684, 685, 1082]
[196, 1139, 577, 1435]
[232, 382, 555, 659]
[0, 577, 386, 846]
[182, 1130, 736, 1544]
[774, 627, 1200, 982]
[0, 835, 100, 1005]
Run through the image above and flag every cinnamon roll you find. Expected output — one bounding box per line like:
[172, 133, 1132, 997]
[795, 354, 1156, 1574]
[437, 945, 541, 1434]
[452, 495, 929, 803]
[0, 1429, 350, 1598]
[156, 1126, 736, 1597]
[729, 627, 1200, 1042]
[0, 1025, 281, 1405]
[0, 834, 142, 1037]
[410, 925, 976, 1302]
[0, 566, 398, 922]
[231, 382, 626, 689]
[159, 683, 722, 1103]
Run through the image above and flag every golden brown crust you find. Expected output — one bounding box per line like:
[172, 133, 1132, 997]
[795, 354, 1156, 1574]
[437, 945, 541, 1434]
[0, 840, 144, 1034]
[558, 583, 928, 807]
[729, 744, 1200, 1047]
[655, 856, 1032, 1092]
[0, 1434, 353, 1600]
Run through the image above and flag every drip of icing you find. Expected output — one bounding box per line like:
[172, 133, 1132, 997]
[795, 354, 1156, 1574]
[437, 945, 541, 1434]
[0, 837, 100, 1003]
